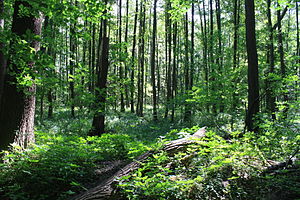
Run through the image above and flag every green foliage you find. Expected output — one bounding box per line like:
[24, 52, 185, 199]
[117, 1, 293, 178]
[119, 127, 299, 200]
[0, 131, 147, 200]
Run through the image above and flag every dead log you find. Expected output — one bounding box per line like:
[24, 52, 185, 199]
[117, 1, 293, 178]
[71, 127, 206, 200]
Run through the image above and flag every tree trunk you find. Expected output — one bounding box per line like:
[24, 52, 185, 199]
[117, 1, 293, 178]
[0, 1, 43, 150]
[136, 1, 145, 117]
[171, 22, 177, 122]
[90, 2, 110, 136]
[266, 0, 276, 120]
[119, 0, 125, 112]
[164, 0, 172, 119]
[69, 13, 77, 118]
[0, 0, 7, 106]
[184, 13, 190, 122]
[232, 0, 240, 113]
[130, 0, 138, 113]
[245, 0, 259, 132]
[277, 1, 288, 117]
[124, 0, 129, 107]
[150, 0, 158, 121]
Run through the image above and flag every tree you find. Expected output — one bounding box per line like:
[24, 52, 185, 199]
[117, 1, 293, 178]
[90, 0, 110, 136]
[150, 0, 158, 120]
[0, 0, 7, 105]
[245, 0, 259, 132]
[136, 0, 145, 117]
[0, 0, 43, 150]
[266, 0, 276, 120]
[130, 0, 138, 113]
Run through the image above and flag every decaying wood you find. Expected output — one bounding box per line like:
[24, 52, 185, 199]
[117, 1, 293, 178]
[72, 127, 206, 200]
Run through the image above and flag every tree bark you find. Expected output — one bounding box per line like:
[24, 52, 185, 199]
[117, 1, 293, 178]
[136, 1, 145, 117]
[130, 0, 138, 113]
[245, 0, 259, 132]
[119, 0, 125, 112]
[266, 0, 276, 120]
[277, 1, 288, 116]
[90, 2, 110, 136]
[150, 0, 158, 121]
[184, 13, 190, 122]
[0, 0, 43, 150]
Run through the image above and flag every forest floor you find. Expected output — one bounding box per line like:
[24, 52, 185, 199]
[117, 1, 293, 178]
[1, 108, 300, 200]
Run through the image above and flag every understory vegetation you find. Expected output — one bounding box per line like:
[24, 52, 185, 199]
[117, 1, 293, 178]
[0, 107, 299, 200]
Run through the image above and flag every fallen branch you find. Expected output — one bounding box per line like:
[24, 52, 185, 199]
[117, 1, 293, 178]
[71, 127, 206, 200]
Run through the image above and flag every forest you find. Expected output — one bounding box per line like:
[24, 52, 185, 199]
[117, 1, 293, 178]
[0, 0, 299, 199]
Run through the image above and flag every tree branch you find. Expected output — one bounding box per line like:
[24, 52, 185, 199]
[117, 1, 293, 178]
[272, 6, 289, 31]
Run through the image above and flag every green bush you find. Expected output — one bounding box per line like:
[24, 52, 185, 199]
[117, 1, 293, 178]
[0, 131, 147, 200]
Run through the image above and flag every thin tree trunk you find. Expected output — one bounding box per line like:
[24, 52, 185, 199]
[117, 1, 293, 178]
[209, 0, 216, 113]
[184, 13, 190, 122]
[164, 0, 172, 119]
[124, 0, 129, 107]
[119, 0, 125, 112]
[245, 0, 259, 132]
[277, 1, 288, 116]
[232, 0, 240, 113]
[70, 22, 76, 118]
[171, 22, 177, 122]
[266, 0, 276, 120]
[136, 0, 145, 117]
[0, 1, 43, 150]
[130, 0, 138, 113]
[150, 0, 158, 120]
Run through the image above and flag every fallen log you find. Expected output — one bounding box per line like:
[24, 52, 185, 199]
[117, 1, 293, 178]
[71, 127, 206, 200]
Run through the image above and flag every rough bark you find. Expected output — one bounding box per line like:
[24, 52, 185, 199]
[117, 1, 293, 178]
[0, 1, 42, 150]
[72, 128, 206, 200]
[245, 0, 259, 132]
[90, 2, 109, 136]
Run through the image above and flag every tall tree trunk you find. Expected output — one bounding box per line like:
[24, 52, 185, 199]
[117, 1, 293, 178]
[190, 3, 195, 90]
[266, 0, 276, 120]
[90, 1, 110, 136]
[119, 0, 125, 112]
[130, 0, 138, 113]
[136, 0, 145, 117]
[199, 0, 209, 112]
[297, 2, 299, 100]
[150, 0, 158, 120]
[164, 0, 172, 119]
[277, 1, 288, 116]
[0, 1, 43, 150]
[124, 0, 129, 107]
[297, 2, 299, 65]
[171, 22, 177, 122]
[232, 0, 240, 113]
[0, 0, 7, 105]
[245, 0, 259, 132]
[216, 0, 224, 112]
[184, 13, 190, 122]
[209, 0, 216, 113]
[70, 22, 76, 118]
